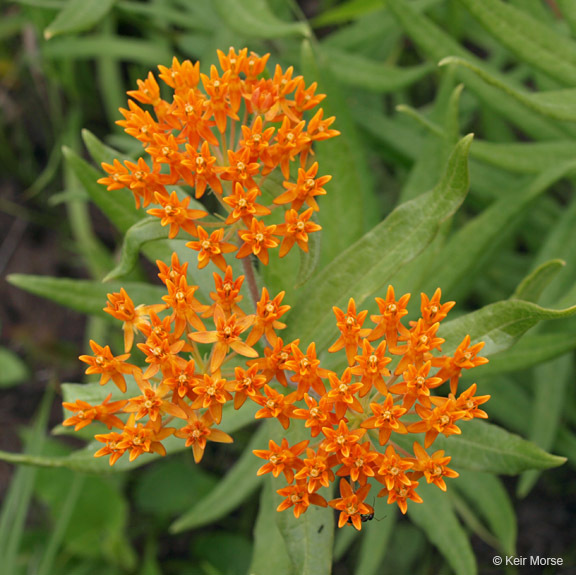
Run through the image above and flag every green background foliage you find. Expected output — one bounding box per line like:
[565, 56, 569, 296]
[2, 0, 576, 573]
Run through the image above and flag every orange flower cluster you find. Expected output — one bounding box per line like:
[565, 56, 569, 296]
[97, 49, 338, 267]
[254, 288, 489, 528]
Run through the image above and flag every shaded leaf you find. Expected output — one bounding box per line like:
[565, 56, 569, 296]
[0, 347, 29, 388]
[512, 259, 565, 303]
[44, 0, 116, 39]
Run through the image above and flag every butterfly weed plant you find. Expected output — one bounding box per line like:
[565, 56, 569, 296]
[5, 1, 576, 574]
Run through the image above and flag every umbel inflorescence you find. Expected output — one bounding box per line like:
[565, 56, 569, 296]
[65, 49, 489, 530]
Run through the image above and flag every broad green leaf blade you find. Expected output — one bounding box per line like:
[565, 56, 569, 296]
[409, 483, 477, 575]
[439, 299, 576, 357]
[356, 504, 397, 575]
[0, 347, 29, 388]
[471, 140, 576, 174]
[295, 211, 321, 289]
[518, 354, 573, 497]
[213, 0, 308, 39]
[274, 489, 334, 575]
[170, 422, 267, 533]
[423, 161, 576, 299]
[440, 57, 576, 122]
[456, 0, 576, 86]
[430, 420, 566, 474]
[44, 0, 116, 39]
[286, 134, 473, 349]
[249, 476, 295, 575]
[454, 471, 516, 555]
[323, 47, 433, 93]
[471, 333, 576, 377]
[82, 129, 132, 166]
[312, 0, 384, 27]
[63, 146, 142, 233]
[7, 274, 165, 318]
[512, 260, 565, 303]
[386, 0, 569, 140]
[104, 218, 171, 282]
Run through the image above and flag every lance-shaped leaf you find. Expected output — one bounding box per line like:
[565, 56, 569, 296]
[323, 47, 433, 93]
[440, 57, 576, 123]
[426, 420, 566, 474]
[356, 502, 397, 575]
[455, 0, 576, 87]
[453, 471, 516, 555]
[409, 482, 477, 575]
[44, 0, 116, 39]
[471, 140, 576, 174]
[249, 476, 295, 575]
[286, 134, 473, 349]
[511, 260, 566, 303]
[213, 0, 308, 39]
[170, 421, 268, 532]
[7, 274, 165, 318]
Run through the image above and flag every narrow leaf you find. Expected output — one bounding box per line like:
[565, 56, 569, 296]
[213, 0, 308, 39]
[512, 259, 565, 303]
[0, 347, 29, 388]
[409, 483, 477, 575]
[44, 0, 116, 39]
[356, 505, 397, 575]
[454, 471, 516, 555]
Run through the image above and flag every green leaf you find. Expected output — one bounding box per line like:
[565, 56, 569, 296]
[249, 476, 295, 575]
[323, 47, 433, 93]
[471, 332, 576, 377]
[170, 422, 267, 533]
[518, 354, 573, 497]
[423, 161, 576, 299]
[0, 347, 29, 388]
[356, 503, 397, 575]
[471, 140, 576, 174]
[512, 259, 565, 303]
[440, 56, 576, 123]
[456, 0, 576, 86]
[430, 420, 566, 474]
[44, 0, 116, 39]
[7, 274, 165, 318]
[43, 36, 172, 64]
[82, 129, 131, 166]
[286, 134, 473, 349]
[454, 471, 516, 555]
[103, 217, 171, 282]
[439, 298, 576, 357]
[312, 0, 384, 26]
[213, 0, 308, 39]
[409, 482, 477, 575]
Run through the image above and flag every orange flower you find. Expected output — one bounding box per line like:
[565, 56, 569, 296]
[228, 365, 267, 409]
[174, 409, 233, 463]
[220, 148, 261, 190]
[275, 208, 322, 257]
[63, 394, 127, 431]
[162, 275, 207, 335]
[283, 342, 329, 398]
[376, 445, 414, 492]
[181, 141, 223, 198]
[321, 419, 366, 458]
[454, 383, 490, 420]
[351, 339, 392, 396]
[329, 298, 371, 366]
[336, 442, 380, 485]
[247, 336, 296, 387]
[119, 156, 167, 208]
[147, 191, 208, 238]
[186, 226, 237, 272]
[292, 393, 337, 438]
[277, 482, 327, 518]
[245, 288, 290, 346]
[137, 333, 187, 379]
[417, 288, 455, 328]
[324, 368, 364, 420]
[117, 415, 174, 462]
[388, 361, 443, 410]
[379, 479, 422, 515]
[204, 265, 245, 317]
[329, 479, 373, 530]
[236, 218, 279, 265]
[252, 384, 297, 429]
[79, 340, 135, 393]
[411, 442, 459, 491]
[368, 286, 411, 347]
[409, 397, 465, 448]
[294, 448, 335, 493]
[201, 66, 238, 133]
[191, 373, 233, 424]
[361, 394, 408, 445]
[274, 162, 330, 211]
[222, 182, 270, 226]
[189, 306, 256, 372]
[254, 438, 308, 483]
[124, 375, 187, 422]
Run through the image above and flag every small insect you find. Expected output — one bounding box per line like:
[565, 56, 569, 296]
[317, 524, 324, 533]
[347, 509, 375, 525]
